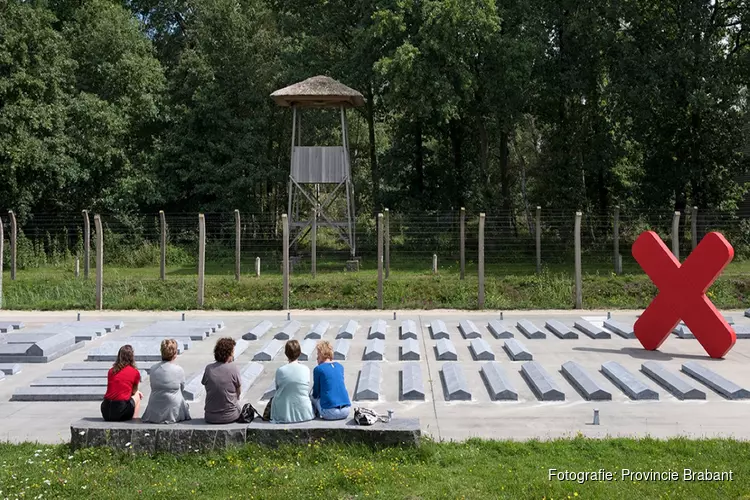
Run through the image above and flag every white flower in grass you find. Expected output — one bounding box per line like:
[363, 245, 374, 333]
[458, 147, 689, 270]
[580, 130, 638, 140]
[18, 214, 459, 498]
[43, 480, 50, 486]
[144, 433, 150, 437]
[125, 442, 132, 448]
[79, 431, 85, 436]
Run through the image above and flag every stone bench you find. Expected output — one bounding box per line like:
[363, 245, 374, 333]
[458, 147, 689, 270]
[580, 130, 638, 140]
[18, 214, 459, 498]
[70, 417, 421, 452]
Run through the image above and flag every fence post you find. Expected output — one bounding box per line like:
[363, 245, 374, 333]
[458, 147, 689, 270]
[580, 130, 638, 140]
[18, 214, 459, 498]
[613, 206, 621, 275]
[159, 210, 166, 280]
[691, 206, 698, 251]
[75, 257, 80, 278]
[459, 207, 465, 280]
[8, 211, 16, 280]
[535, 206, 541, 273]
[0, 215, 4, 309]
[94, 214, 103, 311]
[384, 208, 390, 279]
[432, 254, 438, 274]
[256, 256, 261, 277]
[574, 211, 582, 309]
[672, 211, 681, 260]
[282, 214, 289, 309]
[478, 213, 485, 309]
[82, 210, 90, 279]
[311, 205, 317, 277]
[235, 209, 241, 281]
[377, 213, 383, 309]
[198, 214, 205, 308]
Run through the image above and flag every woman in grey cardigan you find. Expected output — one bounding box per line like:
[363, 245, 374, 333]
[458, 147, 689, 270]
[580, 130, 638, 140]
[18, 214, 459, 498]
[142, 339, 191, 423]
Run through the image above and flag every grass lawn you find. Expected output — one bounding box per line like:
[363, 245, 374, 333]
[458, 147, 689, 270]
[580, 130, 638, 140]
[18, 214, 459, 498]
[0, 438, 747, 499]
[2, 258, 749, 310]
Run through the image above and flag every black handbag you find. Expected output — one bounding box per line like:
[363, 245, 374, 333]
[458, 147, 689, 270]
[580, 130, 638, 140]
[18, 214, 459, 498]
[238, 403, 262, 423]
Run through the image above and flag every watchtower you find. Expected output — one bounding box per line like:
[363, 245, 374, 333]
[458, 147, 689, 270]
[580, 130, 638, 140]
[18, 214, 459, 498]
[271, 76, 364, 259]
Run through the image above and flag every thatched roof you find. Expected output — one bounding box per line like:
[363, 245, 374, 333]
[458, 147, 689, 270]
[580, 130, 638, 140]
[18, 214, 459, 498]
[271, 76, 365, 108]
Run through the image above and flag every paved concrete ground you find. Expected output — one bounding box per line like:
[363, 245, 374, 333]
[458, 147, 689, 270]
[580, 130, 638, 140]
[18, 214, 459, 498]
[1, 309, 750, 444]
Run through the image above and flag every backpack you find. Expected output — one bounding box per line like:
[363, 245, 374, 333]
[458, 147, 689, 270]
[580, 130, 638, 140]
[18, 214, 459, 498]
[353, 407, 389, 426]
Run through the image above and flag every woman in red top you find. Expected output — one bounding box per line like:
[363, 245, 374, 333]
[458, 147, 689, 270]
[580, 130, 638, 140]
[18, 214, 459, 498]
[101, 345, 143, 421]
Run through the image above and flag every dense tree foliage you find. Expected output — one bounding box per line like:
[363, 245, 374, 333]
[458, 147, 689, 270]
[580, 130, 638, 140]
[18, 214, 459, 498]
[0, 0, 748, 221]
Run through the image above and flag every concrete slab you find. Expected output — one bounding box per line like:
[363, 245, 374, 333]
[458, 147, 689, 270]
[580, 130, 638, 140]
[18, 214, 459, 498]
[399, 338, 420, 361]
[337, 320, 359, 339]
[603, 319, 635, 339]
[641, 361, 706, 400]
[0, 341, 84, 363]
[400, 320, 418, 340]
[435, 339, 458, 361]
[487, 320, 514, 339]
[545, 320, 578, 339]
[458, 319, 482, 339]
[363, 338, 385, 361]
[298, 338, 318, 362]
[182, 370, 205, 401]
[30, 378, 108, 387]
[87, 341, 181, 362]
[260, 382, 276, 401]
[3, 333, 57, 344]
[503, 338, 533, 361]
[124, 336, 193, 351]
[238, 362, 264, 400]
[517, 320, 545, 339]
[355, 362, 381, 400]
[469, 338, 495, 361]
[305, 321, 329, 339]
[368, 319, 387, 340]
[11, 386, 104, 401]
[574, 320, 611, 339]
[734, 325, 750, 339]
[334, 339, 350, 360]
[681, 362, 750, 400]
[480, 362, 518, 401]
[252, 340, 284, 362]
[521, 361, 565, 401]
[441, 363, 471, 401]
[242, 320, 273, 341]
[601, 361, 659, 400]
[0, 363, 22, 375]
[0, 321, 25, 332]
[429, 320, 450, 339]
[673, 325, 695, 339]
[561, 361, 611, 401]
[400, 362, 425, 401]
[274, 320, 301, 340]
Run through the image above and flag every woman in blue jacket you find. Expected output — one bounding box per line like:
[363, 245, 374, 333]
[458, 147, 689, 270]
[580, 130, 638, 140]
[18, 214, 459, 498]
[311, 340, 351, 420]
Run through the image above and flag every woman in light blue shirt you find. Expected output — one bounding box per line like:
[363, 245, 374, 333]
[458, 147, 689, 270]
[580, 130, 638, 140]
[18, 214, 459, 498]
[270, 340, 315, 423]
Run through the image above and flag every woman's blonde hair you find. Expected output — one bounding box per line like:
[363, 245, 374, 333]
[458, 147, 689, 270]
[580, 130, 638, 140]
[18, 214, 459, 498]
[160, 339, 178, 361]
[316, 340, 334, 361]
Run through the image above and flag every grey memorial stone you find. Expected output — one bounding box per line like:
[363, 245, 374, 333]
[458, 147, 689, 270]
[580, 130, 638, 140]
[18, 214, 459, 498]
[734, 325, 750, 339]
[260, 382, 276, 401]
[603, 319, 636, 339]
[336, 320, 359, 339]
[681, 361, 750, 400]
[429, 320, 450, 339]
[87, 341, 180, 362]
[469, 338, 495, 361]
[641, 361, 705, 400]
[435, 338, 458, 361]
[11, 386, 104, 401]
[25, 332, 76, 356]
[503, 338, 533, 361]
[487, 320, 514, 339]
[574, 320, 611, 339]
[0, 363, 21, 375]
[561, 361, 611, 401]
[480, 362, 518, 401]
[746, 308, 750, 319]
[274, 320, 301, 340]
[0, 321, 24, 333]
[0, 333, 83, 363]
[305, 321, 330, 339]
[238, 362, 264, 399]
[363, 338, 385, 361]
[252, 339, 284, 361]
[545, 320, 578, 339]
[441, 362, 471, 401]
[459, 319, 482, 339]
[399, 338, 421, 361]
[64, 362, 125, 371]
[601, 361, 658, 400]
[124, 336, 193, 351]
[182, 371, 205, 401]
[31, 377, 108, 387]
[333, 339, 350, 360]
[355, 362, 381, 400]
[298, 338, 318, 362]
[521, 361, 565, 401]
[47, 369, 137, 379]
[516, 320, 546, 339]
[3, 333, 57, 344]
[400, 362, 425, 401]
[400, 320, 418, 340]
[242, 320, 273, 341]
[368, 319, 387, 340]
[131, 327, 210, 342]
[673, 324, 695, 339]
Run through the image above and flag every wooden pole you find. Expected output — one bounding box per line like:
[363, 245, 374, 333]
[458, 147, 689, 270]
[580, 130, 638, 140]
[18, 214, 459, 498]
[377, 213, 383, 309]
[459, 207, 465, 280]
[159, 210, 166, 280]
[197, 214, 205, 308]
[432, 254, 438, 274]
[255, 256, 261, 277]
[82, 210, 90, 279]
[0, 215, 4, 309]
[282, 214, 289, 309]
[94, 214, 103, 310]
[75, 257, 80, 278]
[8, 211, 16, 280]
[613, 206, 621, 275]
[672, 211, 681, 260]
[691, 206, 698, 251]
[574, 211, 582, 309]
[535, 206, 541, 273]
[478, 213, 485, 309]
[311, 202, 317, 277]
[384, 208, 390, 279]
[235, 209, 241, 281]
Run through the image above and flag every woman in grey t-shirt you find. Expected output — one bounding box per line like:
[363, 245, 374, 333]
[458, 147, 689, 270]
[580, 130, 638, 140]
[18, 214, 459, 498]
[202, 337, 242, 424]
[142, 339, 191, 424]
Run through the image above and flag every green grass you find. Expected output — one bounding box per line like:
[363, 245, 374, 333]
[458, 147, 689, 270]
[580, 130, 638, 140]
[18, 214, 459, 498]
[0, 438, 747, 499]
[2, 259, 749, 310]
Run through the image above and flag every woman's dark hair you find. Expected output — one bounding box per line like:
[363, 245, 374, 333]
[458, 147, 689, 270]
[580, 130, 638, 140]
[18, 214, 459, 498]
[112, 345, 137, 374]
[285, 340, 301, 361]
[214, 337, 236, 363]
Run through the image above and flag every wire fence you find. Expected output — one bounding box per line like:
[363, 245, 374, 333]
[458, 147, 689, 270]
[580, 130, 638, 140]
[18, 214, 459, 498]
[2, 207, 750, 278]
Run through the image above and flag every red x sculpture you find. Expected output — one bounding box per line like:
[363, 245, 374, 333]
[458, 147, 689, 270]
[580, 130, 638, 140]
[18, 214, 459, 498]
[633, 231, 735, 359]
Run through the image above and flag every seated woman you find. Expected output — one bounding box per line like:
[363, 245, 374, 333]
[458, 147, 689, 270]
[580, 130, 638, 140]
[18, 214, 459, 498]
[142, 339, 191, 424]
[101, 345, 143, 421]
[202, 337, 242, 424]
[311, 340, 351, 420]
[270, 340, 314, 423]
